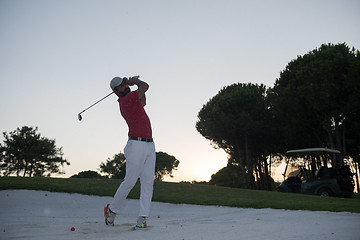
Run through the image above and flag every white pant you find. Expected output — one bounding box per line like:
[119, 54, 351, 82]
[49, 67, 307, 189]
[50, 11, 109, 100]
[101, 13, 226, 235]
[110, 140, 156, 217]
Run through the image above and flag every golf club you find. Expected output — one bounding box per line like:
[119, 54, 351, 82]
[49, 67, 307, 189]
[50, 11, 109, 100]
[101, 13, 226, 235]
[78, 92, 114, 121]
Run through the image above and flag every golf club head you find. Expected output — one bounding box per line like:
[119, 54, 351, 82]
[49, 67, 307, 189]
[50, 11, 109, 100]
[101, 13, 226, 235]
[78, 113, 82, 121]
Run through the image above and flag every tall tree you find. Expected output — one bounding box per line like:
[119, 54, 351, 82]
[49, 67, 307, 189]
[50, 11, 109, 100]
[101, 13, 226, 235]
[197, 43, 359, 190]
[0, 126, 69, 177]
[269, 43, 360, 167]
[196, 83, 277, 190]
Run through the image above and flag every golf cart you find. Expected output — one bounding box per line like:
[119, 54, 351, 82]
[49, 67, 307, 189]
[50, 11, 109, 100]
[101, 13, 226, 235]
[277, 148, 354, 197]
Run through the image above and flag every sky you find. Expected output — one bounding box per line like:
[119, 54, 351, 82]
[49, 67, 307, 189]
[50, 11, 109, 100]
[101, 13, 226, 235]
[1, 0, 359, 182]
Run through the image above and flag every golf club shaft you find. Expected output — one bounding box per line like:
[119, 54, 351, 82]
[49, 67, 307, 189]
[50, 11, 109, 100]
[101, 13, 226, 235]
[79, 92, 114, 115]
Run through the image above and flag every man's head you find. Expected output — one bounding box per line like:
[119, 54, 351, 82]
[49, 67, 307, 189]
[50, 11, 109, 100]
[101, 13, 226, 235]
[110, 77, 130, 97]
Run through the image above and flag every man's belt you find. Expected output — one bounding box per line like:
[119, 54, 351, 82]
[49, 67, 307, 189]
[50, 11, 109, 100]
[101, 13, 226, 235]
[128, 137, 153, 142]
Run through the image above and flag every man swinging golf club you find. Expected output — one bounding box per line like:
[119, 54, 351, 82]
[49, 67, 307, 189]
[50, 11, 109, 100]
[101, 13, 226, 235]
[104, 76, 156, 230]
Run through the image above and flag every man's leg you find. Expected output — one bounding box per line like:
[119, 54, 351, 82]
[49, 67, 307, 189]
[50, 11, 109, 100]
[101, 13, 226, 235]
[138, 142, 156, 218]
[110, 141, 147, 213]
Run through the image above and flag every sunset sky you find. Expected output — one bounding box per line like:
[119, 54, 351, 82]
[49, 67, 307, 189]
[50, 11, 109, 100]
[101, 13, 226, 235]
[1, 0, 359, 182]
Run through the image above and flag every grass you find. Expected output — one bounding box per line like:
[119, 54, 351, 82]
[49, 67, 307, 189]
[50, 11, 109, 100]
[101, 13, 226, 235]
[1, 176, 359, 213]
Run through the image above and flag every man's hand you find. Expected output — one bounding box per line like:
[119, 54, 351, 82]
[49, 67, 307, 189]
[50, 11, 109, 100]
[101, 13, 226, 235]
[127, 76, 140, 86]
[125, 76, 149, 102]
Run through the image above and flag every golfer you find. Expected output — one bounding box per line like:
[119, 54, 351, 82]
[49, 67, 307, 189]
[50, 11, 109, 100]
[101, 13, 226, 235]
[104, 76, 156, 230]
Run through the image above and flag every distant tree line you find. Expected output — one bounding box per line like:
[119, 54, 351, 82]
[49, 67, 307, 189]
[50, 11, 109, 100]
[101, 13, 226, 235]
[97, 151, 180, 180]
[197, 43, 360, 191]
[0, 126, 179, 181]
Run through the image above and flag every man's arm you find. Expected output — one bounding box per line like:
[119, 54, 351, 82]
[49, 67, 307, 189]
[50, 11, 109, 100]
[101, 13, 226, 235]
[139, 94, 146, 106]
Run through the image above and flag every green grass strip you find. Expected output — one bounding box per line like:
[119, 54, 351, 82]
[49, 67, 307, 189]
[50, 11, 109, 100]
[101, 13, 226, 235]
[1, 177, 359, 213]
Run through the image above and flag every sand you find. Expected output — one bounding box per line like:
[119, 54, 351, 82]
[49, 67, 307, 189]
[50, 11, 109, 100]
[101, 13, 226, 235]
[1, 190, 359, 240]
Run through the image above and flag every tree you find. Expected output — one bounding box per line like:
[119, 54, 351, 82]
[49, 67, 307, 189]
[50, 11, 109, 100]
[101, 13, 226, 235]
[196, 83, 277, 190]
[70, 170, 105, 178]
[155, 152, 180, 180]
[197, 43, 359, 190]
[0, 126, 69, 177]
[99, 151, 180, 180]
[99, 152, 126, 179]
[269, 43, 360, 167]
[209, 164, 245, 188]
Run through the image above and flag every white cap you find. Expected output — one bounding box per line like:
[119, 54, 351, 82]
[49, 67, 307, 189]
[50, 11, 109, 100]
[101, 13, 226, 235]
[110, 77, 123, 90]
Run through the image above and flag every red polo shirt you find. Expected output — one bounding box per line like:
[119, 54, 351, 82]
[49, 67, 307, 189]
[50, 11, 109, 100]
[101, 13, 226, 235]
[118, 91, 152, 139]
